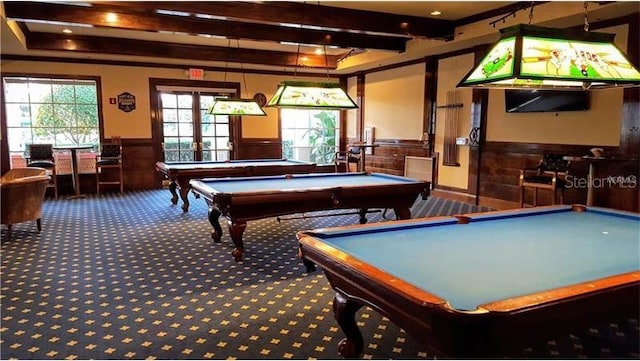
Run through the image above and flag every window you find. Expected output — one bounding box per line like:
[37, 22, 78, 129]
[281, 109, 339, 165]
[4, 76, 100, 167]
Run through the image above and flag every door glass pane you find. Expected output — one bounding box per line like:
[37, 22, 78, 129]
[215, 123, 229, 136]
[178, 109, 193, 123]
[216, 137, 229, 150]
[179, 150, 194, 162]
[199, 95, 230, 161]
[161, 92, 195, 161]
[163, 108, 178, 123]
[177, 94, 192, 108]
[159, 91, 232, 163]
[216, 151, 229, 161]
[161, 93, 177, 108]
[178, 123, 193, 136]
[163, 123, 178, 137]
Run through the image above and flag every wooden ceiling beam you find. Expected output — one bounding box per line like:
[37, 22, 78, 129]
[97, 1, 455, 39]
[3, 2, 407, 51]
[25, 32, 339, 69]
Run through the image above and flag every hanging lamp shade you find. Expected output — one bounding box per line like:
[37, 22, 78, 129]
[266, 81, 358, 109]
[206, 98, 266, 116]
[457, 24, 640, 90]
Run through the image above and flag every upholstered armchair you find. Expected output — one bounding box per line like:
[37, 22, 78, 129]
[1, 167, 50, 241]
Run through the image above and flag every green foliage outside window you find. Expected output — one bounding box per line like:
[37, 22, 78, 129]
[305, 111, 337, 164]
[282, 140, 294, 160]
[33, 83, 99, 146]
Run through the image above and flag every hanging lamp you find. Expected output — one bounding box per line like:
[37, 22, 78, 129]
[458, 3, 640, 90]
[266, 80, 358, 109]
[207, 40, 266, 116]
[266, 34, 357, 109]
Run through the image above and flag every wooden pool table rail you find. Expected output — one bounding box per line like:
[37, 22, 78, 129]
[297, 212, 640, 358]
[190, 173, 430, 262]
[155, 159, 316, 212]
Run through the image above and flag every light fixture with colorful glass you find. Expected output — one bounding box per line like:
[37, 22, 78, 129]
[457, 23, 640, 90]
[207, 40, 266, 116]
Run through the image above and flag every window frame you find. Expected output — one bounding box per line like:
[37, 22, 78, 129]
[1, 73, 105, 163]
[280, 108, 341, 166]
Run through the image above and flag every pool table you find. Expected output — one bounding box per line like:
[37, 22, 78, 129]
[155, 159, 316, 212]
[297, 204, 640, 358]
[189, 172, 430, 261]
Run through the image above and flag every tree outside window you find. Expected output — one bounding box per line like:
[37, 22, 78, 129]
[281, 109, 339, 165]
[4, 77, 100, 159]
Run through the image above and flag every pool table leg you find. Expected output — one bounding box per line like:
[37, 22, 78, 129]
[179, 186, 191, 212]
[168, 181, 179, 205]
[208, 208, 223, 244]
[228, 220, 247, 262]
[394, 207, 411, 220]
[334, 292, 364, 358]
[358, 209, 368, 224]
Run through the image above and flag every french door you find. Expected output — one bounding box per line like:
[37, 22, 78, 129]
[159, 91, 231, 162]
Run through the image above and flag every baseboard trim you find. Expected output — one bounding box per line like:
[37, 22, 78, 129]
[477, 196, 521, 211]
[431, 188, 476, 204]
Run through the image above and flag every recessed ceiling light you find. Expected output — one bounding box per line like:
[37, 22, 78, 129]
[105, 12, 118, 23]
[430, 10, 442, 16]
[62, 28, 72, 34]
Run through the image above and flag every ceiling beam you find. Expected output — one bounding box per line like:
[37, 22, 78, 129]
[3, 2, 408, 52]
[25, 32, 340, 69]
[97, 1, 455, 39]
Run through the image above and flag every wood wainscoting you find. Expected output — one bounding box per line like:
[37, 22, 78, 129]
[479, 142, 639, 212]
[236, 138, 282, 159]
[363, 139, 431, 176]
[122, 138, 157, 191]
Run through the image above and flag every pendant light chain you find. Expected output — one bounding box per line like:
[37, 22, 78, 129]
[237, 39, 249, 98]
[583, 1, 590, 32]
[324, 40, 330, 80]
[315, 0, 331, 80]
[223, 38, 231, 83]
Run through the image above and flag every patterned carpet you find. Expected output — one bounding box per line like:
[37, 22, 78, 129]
[1, 189, 638, 360]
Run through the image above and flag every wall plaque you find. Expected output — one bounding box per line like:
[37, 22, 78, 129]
[117, 92, 136, 112]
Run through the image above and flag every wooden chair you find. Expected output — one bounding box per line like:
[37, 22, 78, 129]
[26, 143, 58, 199]
[1, 167, 50, 241]
[96, 137, 124, 194]
[519, 154, 570, 207]
[334, 146, 362, 172]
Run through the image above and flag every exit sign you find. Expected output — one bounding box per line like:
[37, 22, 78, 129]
[188, 68, 204, 80]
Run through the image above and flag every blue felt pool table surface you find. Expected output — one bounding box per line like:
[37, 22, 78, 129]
[304, 205, 640, 311]
[196, 172, 422, 193]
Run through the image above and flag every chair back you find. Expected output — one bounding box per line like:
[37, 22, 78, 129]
[348, 146, 362, 155]
[539, 154, 569, 173]
[100, 144, 121, 159]
[28, 144, 54, 161]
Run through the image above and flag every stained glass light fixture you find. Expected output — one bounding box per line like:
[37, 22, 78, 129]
[266, 81, 358, 109]
[207, 40, 266, 116]
[457, 24, 640, 90]
[207, 98, 266, 116]
[266, 36, 358, 110]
